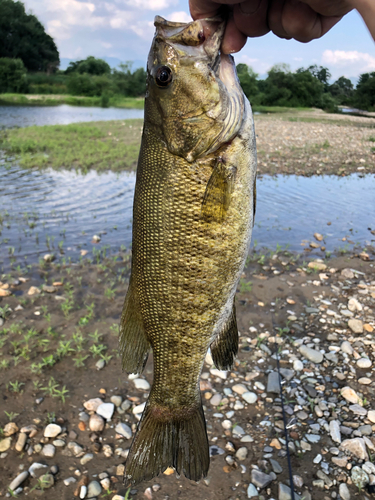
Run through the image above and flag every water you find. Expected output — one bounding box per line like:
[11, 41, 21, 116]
[0, 105, 144, 129]
[1, 163, 374, 271]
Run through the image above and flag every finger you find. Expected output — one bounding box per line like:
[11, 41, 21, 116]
[189, 0, 242, 20]
[221, 17, 248, 53]
[232, 0, 271, 38]
[268, 0, 291, 39]
[282, 0, 342, 42]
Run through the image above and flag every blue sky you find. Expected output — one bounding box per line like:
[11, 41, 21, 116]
[24, 0, 375, 80]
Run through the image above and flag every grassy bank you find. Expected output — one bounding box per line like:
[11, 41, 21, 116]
[0, 93, 144, 109]
[0, 120, 143, 172]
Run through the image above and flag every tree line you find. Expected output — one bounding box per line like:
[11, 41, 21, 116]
[0, 0, 374, 111]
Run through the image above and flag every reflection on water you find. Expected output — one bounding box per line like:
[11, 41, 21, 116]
[0, 163, 374, 271]
[0, 104, 144, 129]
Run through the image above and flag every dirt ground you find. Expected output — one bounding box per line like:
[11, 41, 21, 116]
[0, 245, 374, 500]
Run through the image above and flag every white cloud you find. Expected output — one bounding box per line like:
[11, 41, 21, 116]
[130, 20, 154, 39]
[322, 49, 375, 77]
[122, 0, 178, 10]
[237, 54, 271, 75]
[102, 41, 112, 48]
[168, 11, 191, 23]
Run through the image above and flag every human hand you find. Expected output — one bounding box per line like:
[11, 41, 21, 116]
[189, 0, 355, 53]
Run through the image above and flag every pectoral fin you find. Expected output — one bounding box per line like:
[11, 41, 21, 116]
[202, 158, 236, 223]
[210, 302, 238, 370]
[119, 276, 150, 374]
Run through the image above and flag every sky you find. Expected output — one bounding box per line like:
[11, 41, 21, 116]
[23, 0, 375, 81]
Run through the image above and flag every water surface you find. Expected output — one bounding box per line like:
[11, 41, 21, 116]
[1, 164, 374, 272]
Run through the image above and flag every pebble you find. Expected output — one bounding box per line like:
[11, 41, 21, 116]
[133, 402, 146, 414]
[270, 459, 283, 473]
[89, 414, 105, 432]
[80, 453, 94, 465]
[64, 477, 77, 486]
[348, 319, 363, 333]
[340, 387, 360, 404]
[232, 384, 248, 395]
[357, 357, 371, 368]
[96, 402, 115, 420]
[339, 483, 351, 500]
[40, 473, 54, 488]
[44, 423, 62, 438]
[340, 341, 353, 355]
[9, 471, 29, 491]
[42, 284, 57, 293]
[235, 447, 248, 460]
[15, 432, 27, 452]
[349, 404, 367, 415]
[0, 437, 12, 452]
[210, 368, 227, 379]
[96, 358, 105, 370]
[293, 359, 303, 371]
[210, 445, 225, 456]
[329, 420, 341, 444]
[110, 395, 123, 407]
[351, 466, 369, 489]
[4, 422, 19, 436]
[210, 393, 222, 406]
[29, 463, 47, 477]
[87, 480, 102, 498]
[340, 438, 369, 460]
[242, 392, 257, 404]
[313, 454, 322, 464]
[133, 378, 151, 390]
[42, 444, 56, 457]
[363, 462, 375, 475]
[84, 398, 103, 412]
[267, 372, 280, 393]
[279, 483, 301, 500]
[368, 410, 375, 423]
[28, 286, 40, 295]
[305, 434, 320, 443]
[115, 422, 132, 439]
[247, 483, 258, 498]
[80, 485, 88, 498]
[251, 470, 274, 489]
[299, 345, 323, 364]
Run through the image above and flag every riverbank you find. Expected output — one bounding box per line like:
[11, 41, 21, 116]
[0, 93, 144, 109]
[1, 109, 374, 175]
[0, 246, 374, 499]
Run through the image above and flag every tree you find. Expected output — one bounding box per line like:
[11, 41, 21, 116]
[306, 65, 331, 86]
[65, 56, 111, 76]
[112, 63, 147, 97]
[0, 0, 59, 72]
[0, 57, 28, 92]
[353, 72, 375, 110]
[236, 64, 259, 101]
[329, 76, 354, 105]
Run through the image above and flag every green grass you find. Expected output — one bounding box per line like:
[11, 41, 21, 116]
[0, 119, 143, 172]
[252, 105, 313, 114]
[0, 93, 144, 109]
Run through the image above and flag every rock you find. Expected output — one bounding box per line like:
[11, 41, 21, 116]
[84, 398, 103, 412]
[299, 345, 323, 364]
[100, 477, 111, 490]
[87, 480, 102, 498]
[80, 485, 88, 499]
[293, 360, 303, 371]
[43, 253, 55, 262]
[233, 425, 245, 437]
[96, 358, 105, 370]
[210, 368, 227, 379]
[102, 444, 113, 457]
[92, 235, 101, 242]
[42, 444, 56, 457]
[348, 297, 362, 312]
[368, 410, 375, 423]
[359, 424, 372, 436]
[133, 402, 146, 414]
[349, 404, 367, 416]
[251, 470, 273, 489]
[63, 477, 77, 486]
[339, 483, 350, 500]
[115, 422, 132, 440]
[242, 392, 257, 404]
[44, 423, 62, 438]
[340, 438, 369, 461]
[341, 268, 354, 278]
[313, 454, 322, 464]
[235, 447, 248, 461]
[267, 372, 280, 393]
[348, 319, 363, 333]
[111, 395, 123, 407]
[40, 473, 54, 489]
[29, 463, 48, 478]
[351, 466, 369, 489]
[300, 440, 311, 451]
[363, 462, 375, 475]
[210, 393, 222, 406]
[112, 496, 125, 500]
[341, 341, 353, 355]
[279, 483, 301, 500]
[96, 403, 115, 420]
[358, 377, 372, 385]
[28, 286, 40, 295]
[0, 437, 12, 452]
[4, 422, 19, 436]
[332, 456, 348, 467]
[317, 470, 333, 488]
[15, 432, 27, 452]
[329, 420, 341, 444]
[9, 471, 29, 492]
[89, 413, 105, 432]
[232, 384, 248, 395]
[314, 232, 323, 241]
[210, 445, 225, 456]
[133, 378, 151, 390]
[247, 483, 258, 498]
[305, 434, 320, 443]
[308, 261, 327, 271]
[80, 453, 94, 465]
[340, 387, 360, 404]
[357, 357, 371, 368]
[42, 284, 57, 293]
[279, 368, 295, 381]
[270, 459, 282, 474]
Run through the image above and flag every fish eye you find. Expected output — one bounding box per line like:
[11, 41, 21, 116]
[155, 66, 172, 87]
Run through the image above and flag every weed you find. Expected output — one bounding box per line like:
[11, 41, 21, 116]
[7, 380, 24, 393]
[88, 330, 101, 343]
[53, 385, 69, 404]
[89, 344, 107, 357]
[239, 279, 252, 293]
[0, 359, 9, 370]
[45, 412, 55, 424]
[4, 411, 19, 421]
[104, 287, 115, 300]
[57, 340, 75, 358]
[0, 304, 12, 318]
[42, 377, 59, 397]
[73, 354, 89, 368]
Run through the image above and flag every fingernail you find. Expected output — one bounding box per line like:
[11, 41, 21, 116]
[239, 0, 262, 15]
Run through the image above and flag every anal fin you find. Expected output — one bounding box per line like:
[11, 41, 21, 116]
[119, 276, 149, 374]
[210, 303, 238, 370]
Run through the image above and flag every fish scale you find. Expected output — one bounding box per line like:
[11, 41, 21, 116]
[120, 15, 257, 485]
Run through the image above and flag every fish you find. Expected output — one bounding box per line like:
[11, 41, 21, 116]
[119, 14, 257, 485]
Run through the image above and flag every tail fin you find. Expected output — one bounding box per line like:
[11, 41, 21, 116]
[124, 400, 209, 485]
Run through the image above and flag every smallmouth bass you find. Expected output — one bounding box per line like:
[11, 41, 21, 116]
[120, 15, 257, 485]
